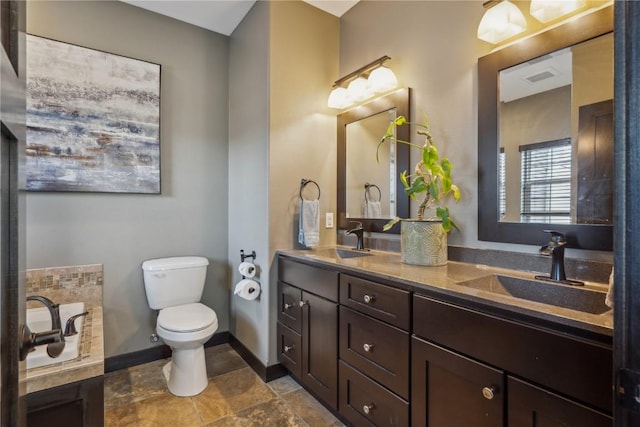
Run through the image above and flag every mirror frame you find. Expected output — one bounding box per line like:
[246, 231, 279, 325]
[338, 88, 411, 233]
[478, 6, 613, 250]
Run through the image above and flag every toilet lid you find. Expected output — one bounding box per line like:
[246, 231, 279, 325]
[158, 303, 217, 333]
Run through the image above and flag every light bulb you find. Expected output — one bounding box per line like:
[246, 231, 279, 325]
[477, 0, 527, 44]
[327, 86, 351, 109]
[368, 66, 398, 93]
[347, 76, 372, 102]
[530, 0, 585, 23]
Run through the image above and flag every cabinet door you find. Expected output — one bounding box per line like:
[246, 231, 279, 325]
[301, 291, 338, 410]
[508, 376, 612, 427]
[412, 336, 503, 427]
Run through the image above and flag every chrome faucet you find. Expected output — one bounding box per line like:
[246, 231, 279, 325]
[535, 230, 584, 286]
[346, 221, 366, 251]
[26, 295, 66, 357]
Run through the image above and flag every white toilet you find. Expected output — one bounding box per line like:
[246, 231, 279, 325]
[142, 256, 218, 397]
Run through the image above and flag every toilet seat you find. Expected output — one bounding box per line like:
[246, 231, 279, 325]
[158, 303, 217, 333]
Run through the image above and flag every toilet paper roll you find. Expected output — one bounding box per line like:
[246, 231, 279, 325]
[234, 279, 260, 301]
[238, 262, 256, 278]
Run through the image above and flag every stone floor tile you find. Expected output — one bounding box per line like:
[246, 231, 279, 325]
[207, 367, 276, 413]
[205, 344, 248, 378]
[104, 359, 169, 409]
[205, 399, 307, 427]
[281, 388, 345, 427]
[268, 375, 302, 395]
[191, 381, 232, 424]
[104, 393, 202, 427]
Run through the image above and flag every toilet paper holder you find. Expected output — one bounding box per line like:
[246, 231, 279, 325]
[240, 249, 256, 263]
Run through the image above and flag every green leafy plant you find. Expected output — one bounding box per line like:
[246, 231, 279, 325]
[377, 114, 461, 232]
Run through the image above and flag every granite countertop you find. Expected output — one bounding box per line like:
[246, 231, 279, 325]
[278, 247, 613, 339]
[25, 306, 104, 394]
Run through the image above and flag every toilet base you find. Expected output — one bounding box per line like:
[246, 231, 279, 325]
[162, 345, 208, 397]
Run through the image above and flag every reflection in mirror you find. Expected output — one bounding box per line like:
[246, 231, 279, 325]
[345, 108, 397, 219]
[477, 5, 613, 250]
[338, 88, 411, 233]
[498, 33, 613, 225]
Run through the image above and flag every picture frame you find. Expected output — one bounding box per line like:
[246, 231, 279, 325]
[26, 35, 161, 193]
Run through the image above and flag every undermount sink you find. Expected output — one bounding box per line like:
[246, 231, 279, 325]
[26, 302, 85, 369]
[456, 275, 610, 315]
[312, 248, 374, 259]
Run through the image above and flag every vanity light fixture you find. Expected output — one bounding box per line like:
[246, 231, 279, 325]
[477, 0, 527, 44]
[327, 55, 398, 110]
[530, 0, 585, 23]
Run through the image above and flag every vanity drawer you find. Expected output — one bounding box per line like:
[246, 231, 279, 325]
[340, 274, 410, 330]
[279, 258, 339, 302]
[339, 307, 409, 399]
[339, 360, 409, 427]
[278, 281, 302, 333]
[277, 322, 302, 379]
[413, 294, 613, 413]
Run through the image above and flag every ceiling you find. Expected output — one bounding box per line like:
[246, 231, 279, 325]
[121, 0, 359, 36]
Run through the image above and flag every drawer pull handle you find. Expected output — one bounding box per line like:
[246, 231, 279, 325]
[363, 294, 375, 304]
[363, 404, 375, 415]
[284, 303, 292, 310]
[283, 345, 294, 353]
[298, 300, 307, 308]
[363, 343, 374, 352]
[482, 386, 496, 400]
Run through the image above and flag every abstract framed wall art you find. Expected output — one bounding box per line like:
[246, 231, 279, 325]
[26, 35, 161, 193]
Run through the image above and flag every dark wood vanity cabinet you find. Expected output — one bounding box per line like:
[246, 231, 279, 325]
[277, 255, 613, 427]
[277, 258, 339, 410]
[338, 274, 411, 426]
[412, 294, 612, 427]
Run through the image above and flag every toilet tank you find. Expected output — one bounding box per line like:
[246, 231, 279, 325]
[142, 257, 209, 310]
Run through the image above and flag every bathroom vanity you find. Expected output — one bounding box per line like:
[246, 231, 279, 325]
[276, 249, 613, 426]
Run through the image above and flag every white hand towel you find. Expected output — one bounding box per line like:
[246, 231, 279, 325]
[365, 201, 382, 219]
[298, 199, 320, 247]
[605, 268, 614, 309]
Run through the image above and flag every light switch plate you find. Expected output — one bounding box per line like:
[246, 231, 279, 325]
[325, 212, 334, 228]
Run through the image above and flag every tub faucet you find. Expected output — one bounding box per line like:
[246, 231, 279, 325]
[64, 311, 89, 337]
[535, 230, 584, 286]
[346, 221, 365, 251]
[26, 295, 65, 357]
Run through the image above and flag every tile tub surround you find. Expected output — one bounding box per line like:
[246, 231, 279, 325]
[25, 264, 104, 394]
[26, 263, 103, 308]
[104, 344, 344, 427]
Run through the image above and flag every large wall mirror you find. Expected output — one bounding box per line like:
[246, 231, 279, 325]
[478, 6, 613, 250]
[338, 88, 411, 233]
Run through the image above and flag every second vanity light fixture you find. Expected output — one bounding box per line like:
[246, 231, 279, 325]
[327, 55, 398, 110]
[477, 0, 586, 44]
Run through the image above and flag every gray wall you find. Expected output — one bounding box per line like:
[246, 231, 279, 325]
[26, 1, 230, 358]
[228, 0, 339, 366]
[228, 0, 271, 364]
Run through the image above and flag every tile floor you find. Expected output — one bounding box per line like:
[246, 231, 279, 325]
[104, 344, 345, 426]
